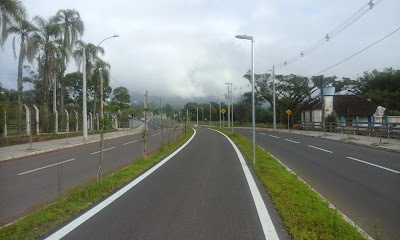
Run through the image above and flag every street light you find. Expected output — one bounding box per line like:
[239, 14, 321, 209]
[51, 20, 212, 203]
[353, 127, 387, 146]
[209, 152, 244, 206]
[82, 34, 119, 142]
[200, 107, 204, 125]
[225, 82, 233, 133]
[95, 34, 119, 183]
[207, 103, 211, 126]
[235, 34, 256, 165]
[190, 105, 198, 127]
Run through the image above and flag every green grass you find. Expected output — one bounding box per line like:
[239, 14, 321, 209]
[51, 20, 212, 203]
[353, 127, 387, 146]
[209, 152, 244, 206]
[0, 128, 194, 240]
[220, 129, 368, 240]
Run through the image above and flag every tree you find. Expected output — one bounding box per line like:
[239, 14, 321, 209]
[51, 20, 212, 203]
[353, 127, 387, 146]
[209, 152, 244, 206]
[90, 59, 111, 114]
[6, 18, 37, 134]
[31, 15, 61, 112]
[52, 9, 84, 113]
[112, 86, 130, 109]
[349, 68, 400, 113]
[0, 0, 26, 46]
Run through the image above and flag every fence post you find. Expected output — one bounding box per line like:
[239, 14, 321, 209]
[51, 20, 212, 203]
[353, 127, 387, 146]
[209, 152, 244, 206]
[89, 112, 93, 131]
[23, 104, 31, 136]
[73, 110, 78, 132]
[3, 109, 7, 138]
[65, 109, 69, 133]
[96, 113, 99, 131]
[33, 105, 39, 135]
[54, 108, 58, 134]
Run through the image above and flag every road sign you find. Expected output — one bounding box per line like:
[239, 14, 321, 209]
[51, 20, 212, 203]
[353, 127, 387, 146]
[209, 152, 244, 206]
[221, 108, 226, 114]
[286, 109, 292, 115]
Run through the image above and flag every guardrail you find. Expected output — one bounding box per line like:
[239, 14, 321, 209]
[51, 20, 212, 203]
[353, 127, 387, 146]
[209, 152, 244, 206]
[297, 121, 400, 139]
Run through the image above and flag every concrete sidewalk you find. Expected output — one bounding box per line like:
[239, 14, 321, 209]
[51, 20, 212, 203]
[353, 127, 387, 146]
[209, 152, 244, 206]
[0, 124, 144, 162]
[256, 127, 400, 153]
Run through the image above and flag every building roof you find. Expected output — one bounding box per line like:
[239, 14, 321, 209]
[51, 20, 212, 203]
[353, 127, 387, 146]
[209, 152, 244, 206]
[302, 95, 386, 116]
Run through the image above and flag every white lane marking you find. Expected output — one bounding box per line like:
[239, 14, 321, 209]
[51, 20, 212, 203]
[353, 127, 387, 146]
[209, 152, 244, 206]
[211, 129, 279, 240]
[17, 158, 77, 176]
[151, 134, 158, 137]
[307, 145, 333, 153]
[259, 133, 267, 136]
[44, 129, 197, 240]
[269, 135, 280, 139]
[90, 147, 116, 155]
[284, 139, 300, 144]
[123, 140, 138, 145]
[346, 157, 400, 174]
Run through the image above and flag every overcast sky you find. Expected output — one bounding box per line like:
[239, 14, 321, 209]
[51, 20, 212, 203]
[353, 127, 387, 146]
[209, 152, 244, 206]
[1, 0, 399, 101]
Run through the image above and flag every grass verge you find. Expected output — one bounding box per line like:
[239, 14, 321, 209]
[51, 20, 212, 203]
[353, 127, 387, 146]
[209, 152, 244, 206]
[220, 129, 368, 240]
[0, 128, 194, 240]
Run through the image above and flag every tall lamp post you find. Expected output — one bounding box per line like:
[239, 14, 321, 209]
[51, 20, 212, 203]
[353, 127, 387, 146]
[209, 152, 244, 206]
[207, 103, 211, 126]
[225, 82, 233, 133]
[190, 105, 198, 127]
[95, 34, 119, 183]
[200, 107, 204, 125]
[235, 34, 256, 165]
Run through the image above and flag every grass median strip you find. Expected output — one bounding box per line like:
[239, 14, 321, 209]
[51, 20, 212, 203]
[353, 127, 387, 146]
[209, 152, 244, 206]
[0, 128, 194, 240]
[220, 130, 368, 240]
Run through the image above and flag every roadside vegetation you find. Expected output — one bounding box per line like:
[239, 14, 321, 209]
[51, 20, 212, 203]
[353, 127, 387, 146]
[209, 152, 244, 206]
[0, 127, 194, 240]
[221, 129, 368, 240]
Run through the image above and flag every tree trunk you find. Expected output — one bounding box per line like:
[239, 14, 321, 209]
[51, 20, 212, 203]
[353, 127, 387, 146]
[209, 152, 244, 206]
[17, 34, 25, 135]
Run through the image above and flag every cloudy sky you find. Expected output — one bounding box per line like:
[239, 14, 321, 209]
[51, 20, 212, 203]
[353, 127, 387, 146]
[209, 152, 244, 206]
[0, 0, 399, 102]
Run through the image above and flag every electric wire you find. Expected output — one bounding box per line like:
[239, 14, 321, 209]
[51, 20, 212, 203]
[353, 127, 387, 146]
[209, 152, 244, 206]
[310, 26, 400, 77]
[274, 0, 383, 71]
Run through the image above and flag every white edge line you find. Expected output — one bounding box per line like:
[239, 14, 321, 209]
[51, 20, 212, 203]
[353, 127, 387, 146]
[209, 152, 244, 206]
[44, 129, 197, 240]
[17, 158, 77, 176]
[90, 146, 116, 155]
[210, 129, 279, 240]
[123, 140, 138, 145]
[284, 139, 300, 144]
[307, 145, 333, 153]
[346, 157, 399, 174]
[258, 147, 374, 240]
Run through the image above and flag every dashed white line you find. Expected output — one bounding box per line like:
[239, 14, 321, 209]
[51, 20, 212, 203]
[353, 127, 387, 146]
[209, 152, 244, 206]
[90, 147, 116, 155]
[259, 133, 267, 136]
[307, 145, 333, 153]
[269, 135, 280, 139]
[346, 157, 400, 174]
[17, 158, 77, 176]
[123, 140, 138, 145]
[284, 139, 300, 144]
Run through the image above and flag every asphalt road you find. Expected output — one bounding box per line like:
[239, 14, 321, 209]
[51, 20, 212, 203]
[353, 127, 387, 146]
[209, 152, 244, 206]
[0, 118, 181, 224]
[235, 128, 400, 240]
[44, 128, 289, 240]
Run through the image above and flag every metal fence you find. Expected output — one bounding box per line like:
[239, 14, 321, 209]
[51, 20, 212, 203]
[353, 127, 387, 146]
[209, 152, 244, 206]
[297, 121, 400, 139]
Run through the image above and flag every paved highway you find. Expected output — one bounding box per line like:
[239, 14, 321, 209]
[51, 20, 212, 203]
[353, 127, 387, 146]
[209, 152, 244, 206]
[0, 119, 180, 224]
[44, 128, 289, 240]
[235, 128, 400, 240]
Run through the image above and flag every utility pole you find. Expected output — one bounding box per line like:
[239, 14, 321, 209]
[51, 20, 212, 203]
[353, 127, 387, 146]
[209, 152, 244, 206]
[53, 74, 58, 134]
[272, 65, 276, 131]
[98, 69, 104, 183]
[227, 86, 230, 128]
[219, 97, 221, 129]
[160, 98, 163, 145]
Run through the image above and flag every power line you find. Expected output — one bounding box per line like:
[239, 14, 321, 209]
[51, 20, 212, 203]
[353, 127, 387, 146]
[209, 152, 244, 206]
[275, 0, 384, 71]
[311, 26, 400, 77]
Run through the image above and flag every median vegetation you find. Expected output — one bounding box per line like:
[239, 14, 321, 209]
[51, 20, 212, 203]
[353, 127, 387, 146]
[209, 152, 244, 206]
[0, 128, 194, 240]
[221, 130, 368, 240]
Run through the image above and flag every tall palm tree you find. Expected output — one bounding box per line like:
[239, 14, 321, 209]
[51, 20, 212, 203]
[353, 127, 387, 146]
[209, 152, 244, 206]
[52, 9, 84, 113]
[0, 0, 26, 46]
[31, 15, 61, 113]
[91, 59, 111, 114]
[73, 41, 105, 114]
[6, 18, 37, 134]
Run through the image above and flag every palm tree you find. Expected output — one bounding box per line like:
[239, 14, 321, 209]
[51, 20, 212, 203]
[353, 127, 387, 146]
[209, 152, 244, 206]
[91, 59, 111, 115]
[0, 0, 26, 46]
[73, 41, 105, 114]
[6, 18, 37, 134]
[52, 9, 84, 113]
[31, 16, 61, 113]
